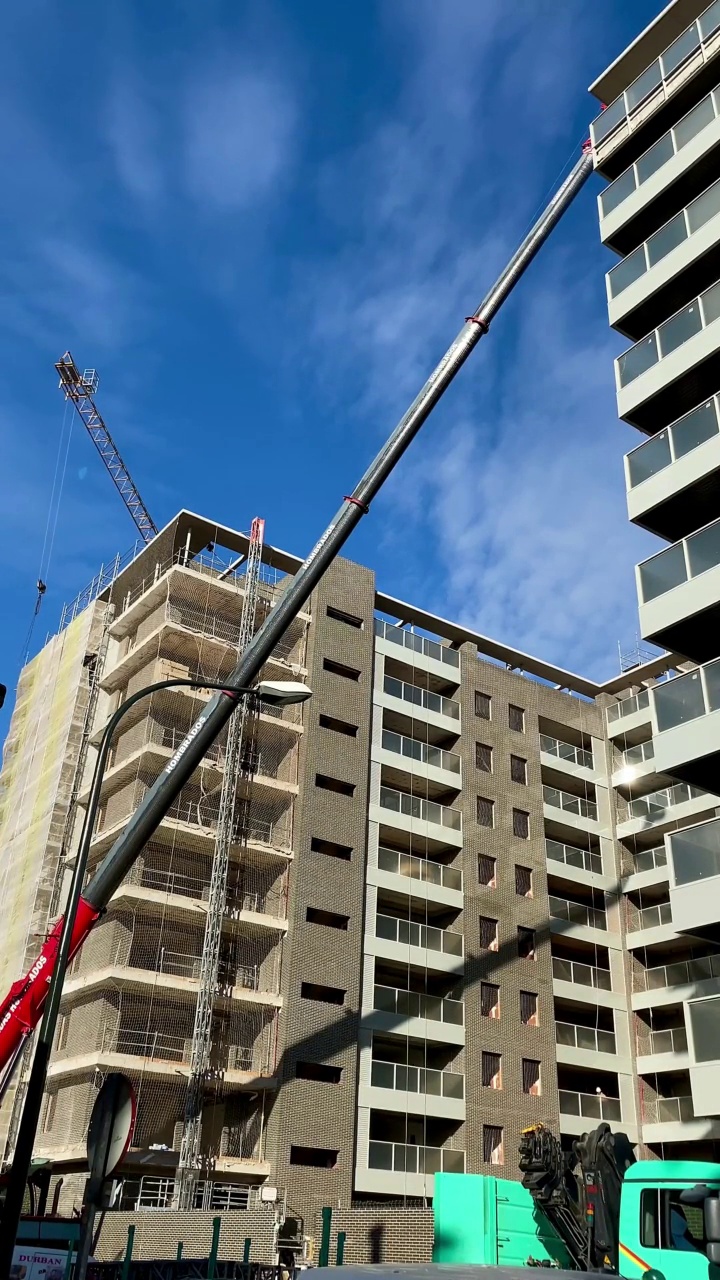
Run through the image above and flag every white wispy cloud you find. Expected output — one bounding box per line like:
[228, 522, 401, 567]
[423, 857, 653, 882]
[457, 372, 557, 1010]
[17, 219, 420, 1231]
[104, 75, 165, 207]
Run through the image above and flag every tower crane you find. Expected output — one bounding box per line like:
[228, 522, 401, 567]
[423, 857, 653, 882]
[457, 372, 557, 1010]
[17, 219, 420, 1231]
[55, 352, 158, 543]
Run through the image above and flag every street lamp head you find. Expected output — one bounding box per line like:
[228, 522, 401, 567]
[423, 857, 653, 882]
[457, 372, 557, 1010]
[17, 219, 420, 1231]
[255, 680, 312, 707]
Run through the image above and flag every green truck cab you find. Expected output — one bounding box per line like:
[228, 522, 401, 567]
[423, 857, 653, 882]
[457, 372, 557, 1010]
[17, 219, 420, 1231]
[433, 1162, 720, 1276]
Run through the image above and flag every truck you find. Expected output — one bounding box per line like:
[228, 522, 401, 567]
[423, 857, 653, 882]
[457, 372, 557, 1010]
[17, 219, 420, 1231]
[430, 1122, 720, 1277]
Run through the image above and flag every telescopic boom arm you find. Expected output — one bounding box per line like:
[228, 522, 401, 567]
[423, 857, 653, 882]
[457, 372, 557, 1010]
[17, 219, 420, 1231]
[0, 147, 593, 1080]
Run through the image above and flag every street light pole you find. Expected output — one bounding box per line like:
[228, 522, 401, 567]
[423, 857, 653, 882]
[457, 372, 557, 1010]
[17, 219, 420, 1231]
[0, 678, 310, 1261]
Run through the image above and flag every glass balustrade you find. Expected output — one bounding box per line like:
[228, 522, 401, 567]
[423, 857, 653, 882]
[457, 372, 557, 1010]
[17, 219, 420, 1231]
[540, 734, 593, 769]
[368, 1141, 465, 1175]
[556, 1022, 616, 1054]
[628, 901, 673, 931]
[559, 1090, 621, 1122]
[599, 80, 720, 219]
[592, 1, 720, 150]
[373, 984, 464, 1025]
[647, 1096, 695, 1122]
[545, 839, 602, 875]
[374, 619, 460, 666]
[622, 739, 655, 767]
[371, 1059, 464, 1098]
[653, 658, 720, 731]
[543, 785, 598, 821]
[636, 953, 720, 990]
[549, 896, 607, 931]
[638, 513, 720, 602]
[552, 956, 612, 990]
[381, 728, 461, 774]
[383, 674, 460, 720]
[627, 781, 706, 820]
[669, 819, 720, 885]
[376, 913, 463, 956]
[607, 690, 650, 723]
[644, 1026, 688, 1054]
[379, 785, 462, 830]
[378, 845, 462, 890]
[609, 174, 720, 299]
[618, 277, 720, 389]
[632, 845, 667, 874]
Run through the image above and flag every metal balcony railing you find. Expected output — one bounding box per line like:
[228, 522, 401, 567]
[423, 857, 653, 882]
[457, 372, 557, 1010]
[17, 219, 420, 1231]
[549, 895, 607, 931]
[370, 1060, 464, 1099]
[619, 277, 720, 392]
[626, 782, 706, 822]
[368, 1140, 465, 1175]
[627, 901, 673, 931]
[381, 728, 461, 774]
[644, 1096, 695, 1123]
[543, 786, 597, 822]
[592, 0, 720, 152]
[552, 956, 612, 991]
[540, 735, 593, 769]
[621, 739, 655, 768]
[373, 984, 464, 1025]
[374, 619, 460, 667]
[632, 845, 667, 874]
[118, 1177, 263, 1211]
[635, 953, 720, 990]
[379, 785, 462, 831]
[377, 845, 462, 891]
[556, 1021, 616, 1055]
[559, 1090, 621, 1123]
[383, 674, 460, 720]
[643, 1026, 688, 1055]
[607, 689, 650, 724]
[610, 173, 720, 300]
[376, 914, 463, 956]
[103, 1028, 189, 1062]
[627, 395, 720, 489]
[546, 838, 602, 876]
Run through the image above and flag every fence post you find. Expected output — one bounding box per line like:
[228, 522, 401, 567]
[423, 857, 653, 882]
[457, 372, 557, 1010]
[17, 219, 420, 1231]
[336, 1232, 346, 1265]
[318, 1208, 332, 1267]
[62, 1242, 74, 1280]
[208, 1216, 221, 1279]
[176, 1241, 184, 1262]
[120, 1224, 135, 1280]
[243, 1238, 251, 1264]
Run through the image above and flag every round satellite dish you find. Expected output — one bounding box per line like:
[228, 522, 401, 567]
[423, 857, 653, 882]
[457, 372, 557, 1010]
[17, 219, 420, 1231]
[87, 1073, 136, 1181]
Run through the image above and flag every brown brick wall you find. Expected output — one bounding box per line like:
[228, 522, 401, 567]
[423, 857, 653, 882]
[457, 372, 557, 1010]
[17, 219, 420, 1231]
[95, 1209, 277, 1261]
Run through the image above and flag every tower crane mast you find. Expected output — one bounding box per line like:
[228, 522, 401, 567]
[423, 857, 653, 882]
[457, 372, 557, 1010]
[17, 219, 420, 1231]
[55, 352, 158, 543]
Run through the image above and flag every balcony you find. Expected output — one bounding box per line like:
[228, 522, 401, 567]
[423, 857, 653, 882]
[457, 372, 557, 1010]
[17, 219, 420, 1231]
[375, 846, 462, 913]
[617, 780, 711, 839]
[627, 901, 674, 934]
[637, 514, 720, 658]
[48, 1025, 273, 1085]
[556, 1022, 616, 1056]
[552, 955, 612, 992]
[367, 1140, 464, 1177]
[376, 785, 462, 850]
[382, 674, 460, 729]
[626, 396, 720, 541]
[549, 895, 607, 933]
[643, 1026, 689, 1056]
[635, 952, 720, 993]
[546, 838, 603, 877]
[599, 85, 720, 254]
[366, 1060, 465, 1121]
[559, 1090, 621, 1124]
[543, 785, 598, 831]
[668, 817, 720, 938]
[652, 660, 720, 789]
[687, 995, 720, 1114]
[606, 689, 651, 736]
[374, 619, 460, 675]
[374, 914, 463, 975]
[591, 1, 720, 162]
[371, 984, 464, 1045]
[380, 729, 461, 790]
[540, 734, 593, 772]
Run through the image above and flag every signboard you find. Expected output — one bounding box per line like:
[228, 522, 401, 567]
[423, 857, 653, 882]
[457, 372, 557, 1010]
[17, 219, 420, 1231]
[11, 1245, 77, 1279]
[87, 1072, 136, 1181]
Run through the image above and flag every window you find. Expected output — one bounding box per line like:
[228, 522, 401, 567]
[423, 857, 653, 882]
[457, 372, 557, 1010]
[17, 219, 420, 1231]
[518, 927, 536, 960]
[306, 907, 350, 930]
[478, 855, 497, 888]
[515, 865, 533, 898]
[522, 1059, 541, 1096]
[301, 981, 346, 1005]
[481, 981, 500, 1019]
[41, 1093, 57, 1133]
[476, 742, 493, 772]
[311, 836, 352, 861]
[56, 1015, 69, 1052]
[513, 808, 530, 839]
[510, 754, 527, 785]
[290, 1145, 339, 1168]
[480, 916, 499, 952]
[483, 1124, 504, 1165]
[295, 1061, 343, 1083]
[509, 704, 525, 732]
[323, 657, 361, 681]
[475, 691, 491, 720]
[319, 713, 358, 738]
[640, 1188, 708, 1251]
[477, 796, 494, 828]
[327, 605, 363, 629]
[520, 991, 538, 1026]
[481, 1050, 502, 1089]
[315, 773, 355, 796]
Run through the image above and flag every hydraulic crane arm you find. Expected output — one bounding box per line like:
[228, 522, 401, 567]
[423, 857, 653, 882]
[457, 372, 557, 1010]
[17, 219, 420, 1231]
[0, 146, 593, 1083]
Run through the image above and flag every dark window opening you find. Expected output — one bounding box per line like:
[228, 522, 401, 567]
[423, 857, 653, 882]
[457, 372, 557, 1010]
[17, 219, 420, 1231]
[478, 855, 497, 888]
[483, 1124, 504, 1165]
[290, 1145, 339, 1168]
[295, 1061, 343, 1083]
[306, 907, 350, 930]
[301, 982, 346, 1005]
[481, 981, 500, 1019]
[311, 837, 352, 861]
[475, 691, 491, 720]
[482, 1050, 502, 1089]
[476, 742, 492, 772]
[477, 796, 494, 828]
[518, 927, 536, 960]
[513, 808, 530, 839]
[515, 865, 533, 897]
[520, 990, 538, 1026]
[316, 773, 355, 796]
[480, 916, 499, 951]
[522, 1058, 541, 1096]
[319, 713, 358, 737]
[323, 658, 361, 681]
[511, 754, 527, 785]
[509, 704, 525, 732]
[327, 605, 363, 629]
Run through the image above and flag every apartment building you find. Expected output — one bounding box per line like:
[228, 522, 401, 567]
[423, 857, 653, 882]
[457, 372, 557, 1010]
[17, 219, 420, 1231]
[2, 502, 719, 1250]
[591, 0, 720, 1151]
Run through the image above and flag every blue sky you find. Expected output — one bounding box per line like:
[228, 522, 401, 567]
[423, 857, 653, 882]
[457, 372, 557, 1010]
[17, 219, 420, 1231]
[0, 0, 665, 740]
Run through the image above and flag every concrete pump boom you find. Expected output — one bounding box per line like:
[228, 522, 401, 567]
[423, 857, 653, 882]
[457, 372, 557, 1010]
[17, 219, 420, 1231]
[0, 144, 593, 1259]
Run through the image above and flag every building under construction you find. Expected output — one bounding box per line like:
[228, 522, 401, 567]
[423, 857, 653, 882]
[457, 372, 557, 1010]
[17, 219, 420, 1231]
[3, 504, 720, 1261]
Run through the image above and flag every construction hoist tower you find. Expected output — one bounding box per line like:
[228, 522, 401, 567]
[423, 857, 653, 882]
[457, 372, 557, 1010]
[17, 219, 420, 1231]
[175, 517, 266, 1209]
